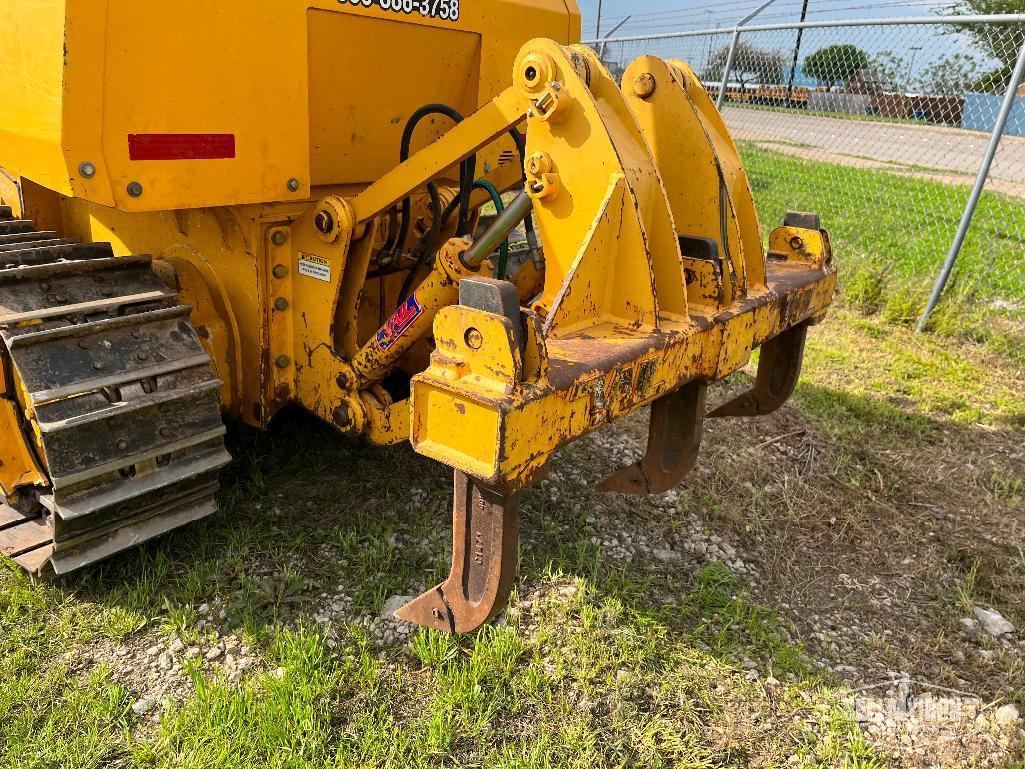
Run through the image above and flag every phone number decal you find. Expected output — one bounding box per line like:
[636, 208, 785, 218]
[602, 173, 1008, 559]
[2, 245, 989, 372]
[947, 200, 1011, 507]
[341, 0, 460, 21]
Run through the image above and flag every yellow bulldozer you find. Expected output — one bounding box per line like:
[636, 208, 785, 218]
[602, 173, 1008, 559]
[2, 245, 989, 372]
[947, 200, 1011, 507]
[0, 1, 835, 633]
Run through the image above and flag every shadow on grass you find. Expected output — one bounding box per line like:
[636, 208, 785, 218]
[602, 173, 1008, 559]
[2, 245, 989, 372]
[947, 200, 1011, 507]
[59, 377, 1023, 682]
[11, 377, 1023, 766]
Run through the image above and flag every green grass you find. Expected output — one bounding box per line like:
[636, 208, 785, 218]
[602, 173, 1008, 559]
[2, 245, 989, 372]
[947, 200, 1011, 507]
[0, 410, 890, 768]
[1, 548, 880, 768]
[740, 142, 1025, 360]
[795, 312, 1024, 434]
[5, 303, 1025, 765]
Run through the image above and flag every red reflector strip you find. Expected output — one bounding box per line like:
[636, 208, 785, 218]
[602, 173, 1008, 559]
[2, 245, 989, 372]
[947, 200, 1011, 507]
[128, 134, 236, 161]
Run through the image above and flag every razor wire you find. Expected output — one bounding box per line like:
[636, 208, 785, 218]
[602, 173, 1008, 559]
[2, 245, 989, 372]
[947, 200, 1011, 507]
[594, 15, 1025, 353]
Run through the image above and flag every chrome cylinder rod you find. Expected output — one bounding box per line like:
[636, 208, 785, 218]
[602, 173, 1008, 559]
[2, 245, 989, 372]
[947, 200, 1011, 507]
[462, 191, 533, 269]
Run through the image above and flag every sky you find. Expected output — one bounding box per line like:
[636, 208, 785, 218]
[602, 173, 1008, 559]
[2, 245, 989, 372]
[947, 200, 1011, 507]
[576, 0, 1012, 85]
[579, 0, 955, 40]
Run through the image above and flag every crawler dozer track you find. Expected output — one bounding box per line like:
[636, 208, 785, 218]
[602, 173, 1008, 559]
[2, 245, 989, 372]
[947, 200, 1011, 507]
[0, 206, 230, 576]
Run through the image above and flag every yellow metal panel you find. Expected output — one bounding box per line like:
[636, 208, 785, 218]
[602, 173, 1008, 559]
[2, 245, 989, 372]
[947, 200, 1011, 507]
[2, 1, 580, 210]
[0, 0, 71, 195]
[623, 57, 766, 300]
[0, 171, 22, 217]
[542, 175, 660, 332]
[0, 403, 43, 492]
[92, 0, 310, 211]
[307, 12, 483, 186]
[412, 388, 501, 479]
[0, 398, 47, 496]
[516, 44, 688, 331]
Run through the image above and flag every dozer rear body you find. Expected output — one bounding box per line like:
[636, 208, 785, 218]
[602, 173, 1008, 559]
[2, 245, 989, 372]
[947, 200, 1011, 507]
[0, 3, 836, 634]
[0, 0, 578, 209]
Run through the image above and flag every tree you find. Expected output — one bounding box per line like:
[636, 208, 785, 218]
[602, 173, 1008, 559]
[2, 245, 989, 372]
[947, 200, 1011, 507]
[943, 1, 1025, 93]
[804, 44, 872, 89]
[920, 52, 985, 95]
[870, 51, 909, 91]
[704, 41, 786, 85]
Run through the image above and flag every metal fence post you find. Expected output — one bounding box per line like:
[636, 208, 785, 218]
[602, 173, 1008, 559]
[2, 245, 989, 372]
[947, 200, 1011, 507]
[717, 0, 779, 109]
[917, 37, 1025, 332]
[716, 30, 742, 109]
[596, 15, 632, 62]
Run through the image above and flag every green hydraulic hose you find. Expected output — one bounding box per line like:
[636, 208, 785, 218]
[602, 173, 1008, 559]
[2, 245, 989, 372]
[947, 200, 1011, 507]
[472, 179, 510, 280]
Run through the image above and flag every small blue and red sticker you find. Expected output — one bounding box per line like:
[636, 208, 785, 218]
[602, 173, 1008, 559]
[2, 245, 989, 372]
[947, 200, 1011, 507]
[376, 295, 425, 351]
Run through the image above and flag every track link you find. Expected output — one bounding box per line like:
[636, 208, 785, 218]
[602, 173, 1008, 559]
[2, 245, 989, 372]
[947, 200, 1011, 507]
[0, 206, 230, 575]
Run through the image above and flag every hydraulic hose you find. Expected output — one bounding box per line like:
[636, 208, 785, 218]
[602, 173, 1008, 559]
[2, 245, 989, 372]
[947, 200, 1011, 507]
[396, 181, 443, 306]
[472, 179, 509, 280]
[395, 105, 476, 259]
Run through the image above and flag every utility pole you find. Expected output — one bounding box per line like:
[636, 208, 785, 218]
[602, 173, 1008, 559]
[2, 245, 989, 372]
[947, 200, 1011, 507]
[907, 46, 923, 90]
[705, 10, 714, 68]
[786, 0, 811, 105]
[596, 0, 603, 39]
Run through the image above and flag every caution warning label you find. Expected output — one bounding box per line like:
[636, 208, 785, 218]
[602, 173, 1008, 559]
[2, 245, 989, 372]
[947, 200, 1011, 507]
[298, 253, 331, 283]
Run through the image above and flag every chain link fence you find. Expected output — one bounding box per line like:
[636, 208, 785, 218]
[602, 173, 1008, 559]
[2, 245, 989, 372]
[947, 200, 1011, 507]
[594, 14, 1025, 359]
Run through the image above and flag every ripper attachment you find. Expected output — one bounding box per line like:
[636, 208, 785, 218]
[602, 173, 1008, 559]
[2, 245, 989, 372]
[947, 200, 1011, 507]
[329, 42, 836, 634]
[394, 470, 520, 633]
[598, 380, 707, 496]
[708, 322, 809, 419]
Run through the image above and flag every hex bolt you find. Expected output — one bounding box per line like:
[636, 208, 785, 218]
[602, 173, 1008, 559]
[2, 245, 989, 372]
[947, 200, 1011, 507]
[158, 427, 172, 439]
[632, 73, 657, 99]
[274, 383, 291, 402]
[465, 328, 484, 350]
[274, 297, 289, 312]
[314, 210, 335, 234]
[275, 355, 291, 369]
[79, 162, 97, 179]
[131, 328, 145, 340]
[272, 264, 288, 279]
[127, 182, 144, 198]
[789, 236, 805, 250]
[335, 372, 350, 390]
[116, 438, 129, 451]
[136, 348, 151, 361]
[271, 230, 288, 246]
[287, 178, 300, 192]
[526, 152, 553, 176]
[78, 339, 90, 350]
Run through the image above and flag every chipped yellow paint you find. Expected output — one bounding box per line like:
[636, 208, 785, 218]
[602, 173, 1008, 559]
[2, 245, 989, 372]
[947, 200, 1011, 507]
[0, 361, 47, 497]
[405, 41, 836, 488]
